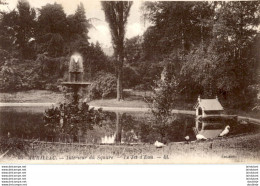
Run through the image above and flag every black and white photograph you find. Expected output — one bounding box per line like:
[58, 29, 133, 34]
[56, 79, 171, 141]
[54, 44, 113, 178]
[0, 0, 259, 164]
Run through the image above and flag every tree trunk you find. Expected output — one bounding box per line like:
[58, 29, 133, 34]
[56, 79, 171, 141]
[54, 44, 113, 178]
[117, 68, 123, 101]
[117, 50, 124, 101]
[115, 112, 122, 143]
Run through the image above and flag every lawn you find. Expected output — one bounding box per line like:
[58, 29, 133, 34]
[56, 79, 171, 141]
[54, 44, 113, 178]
[1, 132, 259, 164]
[88, 99, 147, 108]
[0, 90, 63, 103]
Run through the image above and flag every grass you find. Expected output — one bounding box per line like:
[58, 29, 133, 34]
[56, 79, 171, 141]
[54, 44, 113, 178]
[89, 99, 148, 108]
[1, 132, 259, 163]
[225, 108, 260, 120]
[88, 89, 150, 108]
[0, 90, 63, 103]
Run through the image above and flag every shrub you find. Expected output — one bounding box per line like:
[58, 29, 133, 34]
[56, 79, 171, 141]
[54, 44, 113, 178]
[88, 72, 116, 100]
[43, 102, 105, 141]
[148, 63, 179, 125]
[0, 59, 23, 92]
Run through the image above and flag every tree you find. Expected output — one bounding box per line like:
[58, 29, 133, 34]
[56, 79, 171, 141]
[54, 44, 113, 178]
[125, 36, 142, 64]
[0, 58, 23, 91]
[142, 2, 211, 56]
[66, 3, 91, 52]
[101, 1, 133, 101]
[149, 62, 179, 125]
[0, 0, 36, 59]
[212, 1, 259, 101]
[16, 0, 36, 59]
[0, 10, 18, 55]
[37, 3, 67, 57]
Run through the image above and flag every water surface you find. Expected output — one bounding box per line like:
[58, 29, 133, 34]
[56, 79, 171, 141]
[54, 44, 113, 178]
[0, 106, 259, 144]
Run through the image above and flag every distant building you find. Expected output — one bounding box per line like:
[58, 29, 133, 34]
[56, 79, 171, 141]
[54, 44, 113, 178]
[194, 96, 224, 117]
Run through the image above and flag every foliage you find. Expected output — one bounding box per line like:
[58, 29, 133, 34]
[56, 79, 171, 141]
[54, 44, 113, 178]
[88, 72, 117, 100]
[140, 1, 260, 109]
[82, 42, 113, 80]
[0, 1, 259, 111]
[125, 36, 143, 64]
[0, 58, 23, 92]
[0, 0, 36, 59]
[0, 1, 112, 92]
[148, 63, 179, 125]
[142, 2, 214, 56]
[43, 102, 105, 140]
[101, 1, 133, 100]
[36, 3, 67, 57]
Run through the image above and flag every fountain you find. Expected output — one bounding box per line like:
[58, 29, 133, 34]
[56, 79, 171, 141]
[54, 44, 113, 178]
[61, 53, 91, 103]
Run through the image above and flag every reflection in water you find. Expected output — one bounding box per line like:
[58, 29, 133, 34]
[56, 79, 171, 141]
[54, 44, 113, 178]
[101, 134, 116, 144]
[115, 112, 122, 143]
[194, 120, 224, 139]
[194, 119, 238, 139]
[0, 107, 259, 144]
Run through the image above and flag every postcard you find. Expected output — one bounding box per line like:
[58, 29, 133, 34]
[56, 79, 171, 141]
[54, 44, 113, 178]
[0, 0, 259, 164]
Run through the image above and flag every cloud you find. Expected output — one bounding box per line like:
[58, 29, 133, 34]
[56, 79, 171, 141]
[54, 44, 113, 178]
[89, 24, 111, 47]
[126, 23, 145, 39]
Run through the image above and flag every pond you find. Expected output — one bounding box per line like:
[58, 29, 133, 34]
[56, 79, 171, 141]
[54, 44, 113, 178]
[0, 106, 259, 144]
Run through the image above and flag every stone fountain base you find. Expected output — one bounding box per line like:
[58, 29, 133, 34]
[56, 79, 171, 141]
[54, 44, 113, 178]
[61, 82, 91, 86]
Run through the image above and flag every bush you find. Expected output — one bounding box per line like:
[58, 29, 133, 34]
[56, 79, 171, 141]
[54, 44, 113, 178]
[43, 102, 105, 140]
[148, 63, 179, 125]
[122, 66, 141, 89]
[0, 59, 23, 92]
[88, 72, 116, 100]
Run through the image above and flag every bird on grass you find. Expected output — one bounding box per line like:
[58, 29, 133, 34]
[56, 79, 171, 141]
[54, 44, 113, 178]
[219, 125, 230, 137]
[184, 136, 190, 144]
[154, 141, 166, 148]
[196, 134, 207, 140]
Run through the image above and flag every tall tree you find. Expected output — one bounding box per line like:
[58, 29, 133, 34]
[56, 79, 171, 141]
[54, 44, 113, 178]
[37, 3, 67, 57]
[16, 0, 36, 59]
[212, 1, 259, 100]
[67, 3, 90, 47]
[0, 0, 36, 59]
[0, 10, 18, 54]
[181, 1, 259, 103]
[142, 2, 209, 57]
[101, 1, 133, 101]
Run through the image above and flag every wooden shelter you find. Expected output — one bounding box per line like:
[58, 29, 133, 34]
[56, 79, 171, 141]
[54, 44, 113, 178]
[194, 96, 224, 117]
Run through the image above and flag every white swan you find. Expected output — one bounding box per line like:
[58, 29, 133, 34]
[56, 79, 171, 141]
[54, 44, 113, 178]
[184, 136, 190, 141]
[196, 134, 207, 140]
[154, 141, 166, 148]
[219, 125, 230, 137]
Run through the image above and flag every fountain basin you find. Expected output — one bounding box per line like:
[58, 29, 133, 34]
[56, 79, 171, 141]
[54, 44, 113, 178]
[61, 82, 91, 86]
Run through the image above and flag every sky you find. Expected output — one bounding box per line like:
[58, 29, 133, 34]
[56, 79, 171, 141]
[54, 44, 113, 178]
[0, 0, 148, 48]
